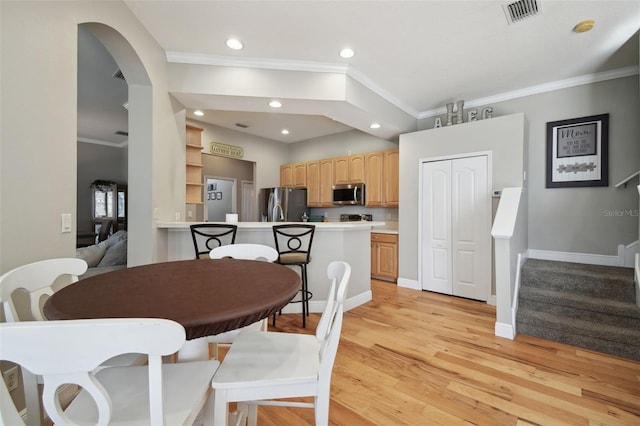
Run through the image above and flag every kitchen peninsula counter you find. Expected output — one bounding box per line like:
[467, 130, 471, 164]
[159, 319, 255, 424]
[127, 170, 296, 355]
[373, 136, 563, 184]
[157, 221, 385, 314]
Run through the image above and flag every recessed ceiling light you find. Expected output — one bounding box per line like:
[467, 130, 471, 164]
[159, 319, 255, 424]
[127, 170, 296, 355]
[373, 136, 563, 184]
[281, 129, 290, 135]
[369, 123, 381, 129]
[226, 38, 244, 50]
[193, 110, 204, 117]
[269, 100, 282, 108]
[339, 48, 355, 59]
[573, 20, 595, 33]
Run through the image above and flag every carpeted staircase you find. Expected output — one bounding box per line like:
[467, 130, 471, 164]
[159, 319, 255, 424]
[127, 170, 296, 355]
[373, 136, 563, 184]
[516, 258, 640, 361]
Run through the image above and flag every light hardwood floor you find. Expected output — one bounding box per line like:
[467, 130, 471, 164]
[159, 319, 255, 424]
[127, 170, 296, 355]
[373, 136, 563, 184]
[253, 279, 640, 425]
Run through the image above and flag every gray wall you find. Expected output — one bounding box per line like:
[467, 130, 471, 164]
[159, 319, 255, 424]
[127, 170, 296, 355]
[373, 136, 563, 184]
[418, 76, 639, 257]
[77, 142, 128, 232]
[288, 129, 398, 161]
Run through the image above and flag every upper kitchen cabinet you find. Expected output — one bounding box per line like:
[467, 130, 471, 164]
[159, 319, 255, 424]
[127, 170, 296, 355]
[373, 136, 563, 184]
[280, 163, 294, 187]
[365, 151, 384, 206]
[333, 153, 365, 185]
[384, 149, 399, 206]
[293, 162, 307, 188]
[306, 160, 320, 207]
[319, 158, 335, 207]
[365, 148, 399, 207]
[185, 124, 204, 204]
[280, 162, 307, 188]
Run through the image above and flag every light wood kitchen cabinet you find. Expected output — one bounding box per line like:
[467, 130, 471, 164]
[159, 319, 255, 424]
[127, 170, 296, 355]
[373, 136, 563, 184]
[333, 154, 365, 185]
[365, 151, 385, 206]
[280, 162, 307, 188]
[293, 162, 307, 188]
[280, 164, 293, 187]
[306, 160, 321, 207]
[319, 158, 334, 206]
[384, 149, 399, 206]
[185, 124, 204, 204]
[371, 232, 398, 282]
[333, 156, 349, 185]
[348, 154, 365, 183]
[365, 148, 399, 207]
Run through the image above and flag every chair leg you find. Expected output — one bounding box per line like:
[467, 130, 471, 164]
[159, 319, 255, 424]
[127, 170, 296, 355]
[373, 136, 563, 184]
[300, 264, 306, 328]
[23, 369, 43, 426]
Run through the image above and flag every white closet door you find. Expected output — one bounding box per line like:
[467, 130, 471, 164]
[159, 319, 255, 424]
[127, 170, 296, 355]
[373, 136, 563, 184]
[421, 160, 452, 294]
[421, 155, 490, 301]
[451, 156, 490, 301]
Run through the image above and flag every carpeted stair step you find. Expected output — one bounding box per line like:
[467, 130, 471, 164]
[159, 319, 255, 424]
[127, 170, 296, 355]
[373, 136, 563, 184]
[517, 313, 640, 361]
[520, 259, 635, 302]
[517, 258, 638, 361]
[518, 286, 640, 329]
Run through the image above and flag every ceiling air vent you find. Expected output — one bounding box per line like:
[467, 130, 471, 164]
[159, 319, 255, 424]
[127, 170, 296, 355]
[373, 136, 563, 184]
[503, 0, 540, 24]
[112, 68, 126, 81]
[114, 130, 129, 136]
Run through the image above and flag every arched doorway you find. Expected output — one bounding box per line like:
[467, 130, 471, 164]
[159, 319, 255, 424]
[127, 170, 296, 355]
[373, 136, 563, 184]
[78, 23, 154, 266]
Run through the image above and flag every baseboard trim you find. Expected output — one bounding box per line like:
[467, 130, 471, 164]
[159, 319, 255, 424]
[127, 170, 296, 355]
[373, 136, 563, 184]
[495, 322, 515, 339]
[397, 277, 420, 290]
[527, 249, 621, 267]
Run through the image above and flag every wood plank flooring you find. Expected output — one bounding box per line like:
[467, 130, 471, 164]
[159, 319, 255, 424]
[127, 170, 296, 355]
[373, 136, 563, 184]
[252, 279, 640, 425]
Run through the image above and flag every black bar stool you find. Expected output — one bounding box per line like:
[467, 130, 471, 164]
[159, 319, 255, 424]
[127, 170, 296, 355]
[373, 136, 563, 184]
[189, 224, 237, 259]
[272, 224, 315, 327]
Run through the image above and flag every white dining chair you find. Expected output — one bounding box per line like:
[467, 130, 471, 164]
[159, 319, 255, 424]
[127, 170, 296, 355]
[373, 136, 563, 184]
[0, 258, 146, 426]
[211, 260, 351, 426]
[0, 318, 219, 426]
[206, 244, 279, 359]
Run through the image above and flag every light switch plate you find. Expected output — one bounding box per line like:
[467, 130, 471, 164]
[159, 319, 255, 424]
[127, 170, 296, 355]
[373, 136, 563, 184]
[61, 213, 72, 233]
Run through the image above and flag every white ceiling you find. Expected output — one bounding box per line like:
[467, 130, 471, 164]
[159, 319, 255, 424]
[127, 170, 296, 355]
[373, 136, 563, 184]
[78, 0, 640, 145]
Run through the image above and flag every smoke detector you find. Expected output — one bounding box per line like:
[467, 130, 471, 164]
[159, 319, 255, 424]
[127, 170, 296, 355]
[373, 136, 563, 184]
[503, 0, 541, 24]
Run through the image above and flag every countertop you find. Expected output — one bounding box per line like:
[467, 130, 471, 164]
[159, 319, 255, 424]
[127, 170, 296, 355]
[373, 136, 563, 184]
[157, 221, 387, 230]
[371, 221, 398, 235]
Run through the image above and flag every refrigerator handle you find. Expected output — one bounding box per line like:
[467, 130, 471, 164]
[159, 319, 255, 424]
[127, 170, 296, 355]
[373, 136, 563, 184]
[268, 192, 274, 221]
[275, 204, 284, 221]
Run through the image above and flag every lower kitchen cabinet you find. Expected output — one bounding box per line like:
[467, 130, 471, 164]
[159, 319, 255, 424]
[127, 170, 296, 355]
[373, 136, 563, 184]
[371, 232, 398, 282]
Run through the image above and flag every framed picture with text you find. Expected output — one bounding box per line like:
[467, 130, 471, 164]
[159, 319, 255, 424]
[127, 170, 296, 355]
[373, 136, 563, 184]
[546, 113, 609, 188]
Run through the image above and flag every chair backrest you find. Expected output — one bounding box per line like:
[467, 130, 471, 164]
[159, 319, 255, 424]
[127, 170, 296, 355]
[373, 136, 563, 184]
[272, 224, 315, 264]
[316, 261, 350, 385]
[209, 243, 278, 262]
[97, 220, 114, 242]
[190, 224, 238, 259]
[0, 258, 88, 322]
[0, 318, 185, 426]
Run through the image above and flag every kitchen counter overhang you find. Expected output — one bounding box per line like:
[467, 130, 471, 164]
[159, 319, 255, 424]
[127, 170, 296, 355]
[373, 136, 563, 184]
[157, 221, 386, 314]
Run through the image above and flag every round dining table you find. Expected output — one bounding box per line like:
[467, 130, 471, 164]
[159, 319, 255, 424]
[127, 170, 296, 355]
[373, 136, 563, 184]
[43, 258, 301, 360]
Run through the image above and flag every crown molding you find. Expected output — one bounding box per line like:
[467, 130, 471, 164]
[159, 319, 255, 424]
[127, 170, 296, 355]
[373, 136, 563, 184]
[78, 137, 128, 148]
[418, 65, 640, 119]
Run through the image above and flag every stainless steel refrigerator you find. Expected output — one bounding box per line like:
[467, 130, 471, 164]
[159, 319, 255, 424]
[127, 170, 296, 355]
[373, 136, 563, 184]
[259, 187, 309, 222]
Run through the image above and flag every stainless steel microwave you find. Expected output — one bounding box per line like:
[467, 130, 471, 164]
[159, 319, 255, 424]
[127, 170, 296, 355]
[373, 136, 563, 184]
[332, 183, 365, 205]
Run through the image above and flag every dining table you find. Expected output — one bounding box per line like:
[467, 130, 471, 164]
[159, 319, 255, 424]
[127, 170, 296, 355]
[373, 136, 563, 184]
[43, 258, 301, 361]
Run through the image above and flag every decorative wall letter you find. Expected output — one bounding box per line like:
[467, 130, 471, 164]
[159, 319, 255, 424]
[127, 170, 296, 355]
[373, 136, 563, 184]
[434, 117, 442, 128]
[456, 100, 464, 125]
[467, 110, 478, 122]
[446, 103, 454, 126]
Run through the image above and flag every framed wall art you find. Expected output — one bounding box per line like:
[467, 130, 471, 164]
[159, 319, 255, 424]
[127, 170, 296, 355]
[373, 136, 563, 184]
[546, 113, 609, 188]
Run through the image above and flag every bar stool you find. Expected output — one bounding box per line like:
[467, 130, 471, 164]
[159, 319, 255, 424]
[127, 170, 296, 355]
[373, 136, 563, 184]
[272, 224, 315, 327]
[189, 224, 237, 259]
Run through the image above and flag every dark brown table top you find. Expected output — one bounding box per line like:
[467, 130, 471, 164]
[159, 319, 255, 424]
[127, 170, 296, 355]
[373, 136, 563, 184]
[43, 258, 300, 340]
